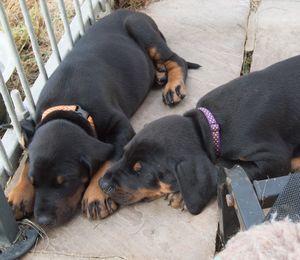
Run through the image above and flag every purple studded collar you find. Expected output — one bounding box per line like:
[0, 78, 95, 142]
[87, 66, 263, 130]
[197, 107, 221, 157]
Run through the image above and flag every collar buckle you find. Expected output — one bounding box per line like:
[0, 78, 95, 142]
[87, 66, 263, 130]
[75, 106, 89, 120]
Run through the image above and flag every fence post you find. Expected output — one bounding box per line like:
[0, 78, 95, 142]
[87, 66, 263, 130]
[0, 187, 19, 247]
[58, 0, 74, 49]
[19, 0, 48, 83]
[73, 0, 85, 36]
[0, 2, 36, 120]
[39, 0, 62, 64]
[0, 72, 23, 144]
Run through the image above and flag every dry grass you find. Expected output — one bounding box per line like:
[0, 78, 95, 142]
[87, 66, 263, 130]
[114, 0, 151, 9]
[2, 0, 150, 96]
[2, 0, 75, 94]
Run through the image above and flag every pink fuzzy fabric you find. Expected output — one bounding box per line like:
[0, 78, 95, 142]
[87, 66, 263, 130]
[217, 221, 300, 260]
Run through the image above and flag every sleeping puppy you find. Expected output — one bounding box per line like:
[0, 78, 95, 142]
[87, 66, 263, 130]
[100, 55, 300, 215]
[7, 9, 199, 226]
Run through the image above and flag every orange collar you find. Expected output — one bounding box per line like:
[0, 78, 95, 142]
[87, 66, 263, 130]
[41, 105, 96, 130]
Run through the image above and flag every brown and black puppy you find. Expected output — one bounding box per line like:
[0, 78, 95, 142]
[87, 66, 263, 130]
[100, 55, 300, 215]
[7, 9, 199, 226]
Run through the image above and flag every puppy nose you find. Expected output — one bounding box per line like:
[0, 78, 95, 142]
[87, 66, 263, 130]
[36, 214, 52, 226]
[99, 178, 114, 194]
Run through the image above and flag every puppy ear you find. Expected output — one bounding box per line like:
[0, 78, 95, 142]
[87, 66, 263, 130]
[20, 119, 36, 148]
[175, 155, 217, 215]
[80, 155, 93, 176]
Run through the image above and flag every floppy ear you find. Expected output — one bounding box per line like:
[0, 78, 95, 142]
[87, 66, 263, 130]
[175, 155, 218, 215]
[80, 155, 93, 177]
[83, 138, 114, 174]
[20, 119, 36, 148]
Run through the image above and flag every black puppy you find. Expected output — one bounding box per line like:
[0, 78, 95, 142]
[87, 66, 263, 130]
[7, 9, 199, 226]
[100, 55, 300, 215]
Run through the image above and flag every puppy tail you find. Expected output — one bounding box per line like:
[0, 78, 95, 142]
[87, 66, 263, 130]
[187, 61, 201, 69]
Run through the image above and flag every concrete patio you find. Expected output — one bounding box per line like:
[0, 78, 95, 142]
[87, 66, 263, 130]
[17, 0, 300, 259]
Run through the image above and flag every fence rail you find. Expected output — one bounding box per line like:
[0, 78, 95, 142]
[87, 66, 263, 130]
[0, 0, 114, 188]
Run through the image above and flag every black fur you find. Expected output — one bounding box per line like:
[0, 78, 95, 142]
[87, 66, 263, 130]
[19, 9, 198, 225]
[101, 55, 300, 215]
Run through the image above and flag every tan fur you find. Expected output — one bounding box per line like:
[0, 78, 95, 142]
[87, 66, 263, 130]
[7, 160, 35, 219]
[163, 60, 186, 103]
[291, 157, 300, 171]
[148, 47, 160, 61]
[131, 182, 173, 203]
[81, 161, 118, 219]
[167, 192, 185, 209]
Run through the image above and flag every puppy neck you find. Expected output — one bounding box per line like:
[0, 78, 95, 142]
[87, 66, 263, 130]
[36, 110, 97, 138]
[184, 108, 218, 162]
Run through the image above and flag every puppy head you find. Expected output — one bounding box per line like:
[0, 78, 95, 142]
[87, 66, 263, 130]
[100, 140, 175, 205]
[100, 115, 218, 214]
[27, 120, 112, 226]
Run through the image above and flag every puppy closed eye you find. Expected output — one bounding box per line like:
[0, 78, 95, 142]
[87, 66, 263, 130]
[132, 162, 142, 173]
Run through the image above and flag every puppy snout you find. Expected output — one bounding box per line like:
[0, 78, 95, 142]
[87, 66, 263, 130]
[99, 178, 115, 194]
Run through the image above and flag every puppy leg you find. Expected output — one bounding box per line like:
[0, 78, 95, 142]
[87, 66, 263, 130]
[125, 14, 189, 106]
[82, 161, 118, 220]
[107, 115, 136, 160]
[7, 159, 34, 219]
[163, 58, 187, 105]
[148, 48, 188, 106]
[82, 117, 134, 220]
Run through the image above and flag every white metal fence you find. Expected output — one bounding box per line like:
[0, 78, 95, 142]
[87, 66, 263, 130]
[0, 0, 114, 188]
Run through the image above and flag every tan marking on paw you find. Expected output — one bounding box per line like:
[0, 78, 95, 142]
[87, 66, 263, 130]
[163, 60, 186, 105]
[7, 161, 35, 219]
[81, 161, 118, 220]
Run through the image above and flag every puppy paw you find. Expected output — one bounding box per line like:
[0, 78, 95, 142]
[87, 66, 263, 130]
[155, 64, 168, 87]
[162, 82, 186, 106]
[81, 184, 118, 220]
[162, 60, 186, 106]
[166, 192, 185, 210]
[7, 182, 34, 219]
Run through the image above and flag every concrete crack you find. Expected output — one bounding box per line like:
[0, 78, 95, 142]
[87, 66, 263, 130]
[240, 0, 261, 75]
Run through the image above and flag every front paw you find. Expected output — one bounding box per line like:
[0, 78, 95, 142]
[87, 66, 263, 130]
[166, 192, 185, 210]
[7, 183, 34, 219]
[81, 185, 118, 220]
[162, 81, 186, 106]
